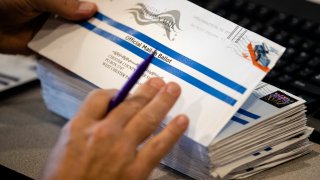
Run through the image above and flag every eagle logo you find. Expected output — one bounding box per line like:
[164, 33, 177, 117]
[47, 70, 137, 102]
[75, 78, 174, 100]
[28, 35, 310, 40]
[128, 3, 182, 41]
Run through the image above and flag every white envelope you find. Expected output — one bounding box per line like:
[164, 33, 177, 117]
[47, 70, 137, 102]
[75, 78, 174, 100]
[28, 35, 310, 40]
[28, 0, 285, 146]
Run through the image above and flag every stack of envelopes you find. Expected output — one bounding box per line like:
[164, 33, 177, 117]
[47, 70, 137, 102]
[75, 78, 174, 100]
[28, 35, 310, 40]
[37, 59, 313, 179]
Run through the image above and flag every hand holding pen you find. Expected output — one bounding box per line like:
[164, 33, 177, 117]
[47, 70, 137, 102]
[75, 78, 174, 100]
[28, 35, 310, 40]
[42, 52, 189, 180]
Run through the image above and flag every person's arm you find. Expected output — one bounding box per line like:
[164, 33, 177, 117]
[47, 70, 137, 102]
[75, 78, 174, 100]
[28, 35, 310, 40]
[0, 0, 97, 54]
[42, 77, 189, 180]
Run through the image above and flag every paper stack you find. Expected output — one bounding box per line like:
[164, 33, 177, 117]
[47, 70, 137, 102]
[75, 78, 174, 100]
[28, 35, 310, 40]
[29, 0, 313, 179]
[163, 82, 313, 179]
[37, 59, 313, 179]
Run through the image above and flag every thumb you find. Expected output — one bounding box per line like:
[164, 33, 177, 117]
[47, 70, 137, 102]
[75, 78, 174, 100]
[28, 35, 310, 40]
[32, 0, 97, 20]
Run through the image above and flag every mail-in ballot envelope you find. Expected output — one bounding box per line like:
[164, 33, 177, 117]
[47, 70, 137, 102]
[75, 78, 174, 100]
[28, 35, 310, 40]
[29, 0, 285, 146]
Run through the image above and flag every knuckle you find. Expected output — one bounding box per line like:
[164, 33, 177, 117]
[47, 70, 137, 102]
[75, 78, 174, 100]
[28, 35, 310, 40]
[137, 112, 159, 130]
[92, 124, 118, 141]
[124, 96, 149, 111]
[159, 93, 176, 105]
[166, 125, 181, 137]
[124, 100, 141, 112]
[114, 142, 133, 156]
[140, 83, 159, 95]
[150, 138, 165, 150]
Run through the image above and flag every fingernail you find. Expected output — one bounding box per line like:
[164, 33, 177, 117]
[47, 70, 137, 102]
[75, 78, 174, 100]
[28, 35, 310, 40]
[165, 82, 181, 97]
[176, 115, 189, 129]
[147, 78, 165, 90]
[78, 2, 95, 13]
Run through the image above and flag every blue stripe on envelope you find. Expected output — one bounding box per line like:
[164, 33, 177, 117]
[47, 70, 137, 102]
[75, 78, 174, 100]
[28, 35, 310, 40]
[238, 108, 261, 119]
[231, 116, 249, 125]
[231, 109, 260, 125]
[80, 22, 237, 106]
[94, 12, 247, 94]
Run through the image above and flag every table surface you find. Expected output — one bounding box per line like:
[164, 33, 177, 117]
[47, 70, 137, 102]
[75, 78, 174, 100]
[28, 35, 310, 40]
[1, 83, 320, 180]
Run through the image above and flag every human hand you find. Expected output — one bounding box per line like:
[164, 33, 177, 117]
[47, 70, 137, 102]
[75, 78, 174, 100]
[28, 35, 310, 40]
[0, 0, 97, 54]
[42, 77, 189, 180]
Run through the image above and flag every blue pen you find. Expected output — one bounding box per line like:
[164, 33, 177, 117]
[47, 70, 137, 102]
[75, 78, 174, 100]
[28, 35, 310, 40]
[107, 51, 157, 112]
